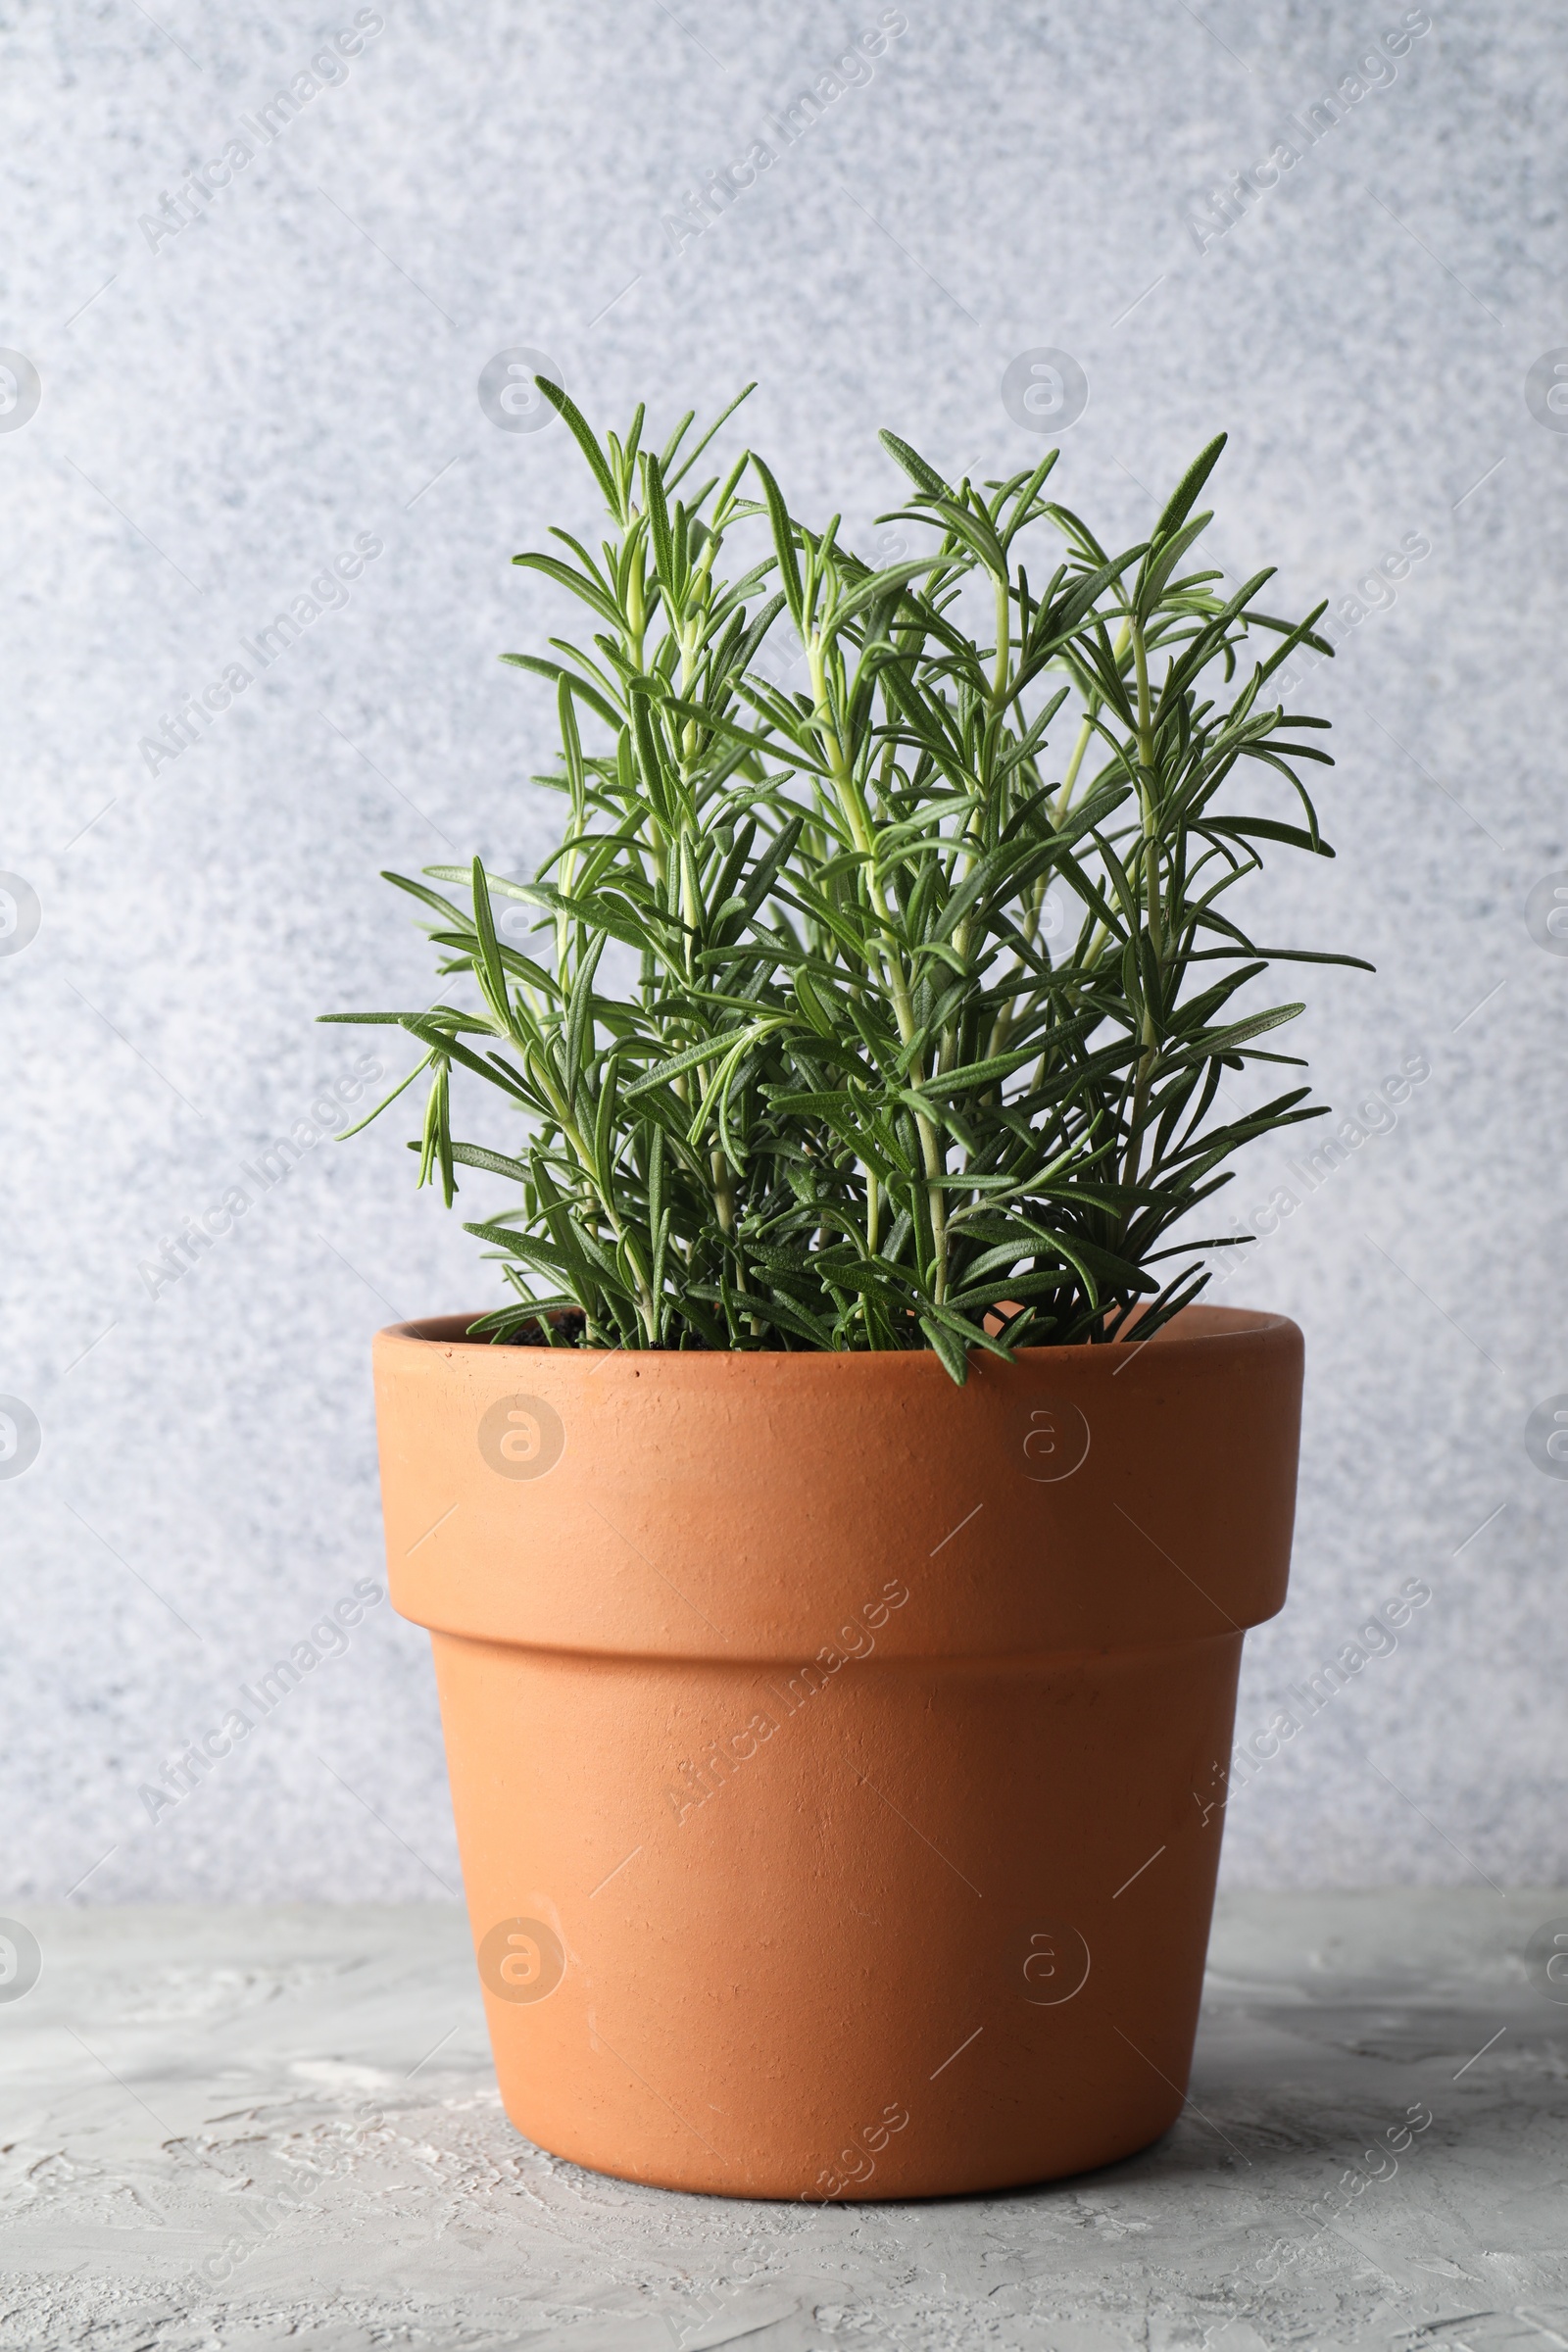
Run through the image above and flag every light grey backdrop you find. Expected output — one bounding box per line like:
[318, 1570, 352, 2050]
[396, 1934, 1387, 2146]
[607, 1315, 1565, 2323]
[3, 0, 1564, 1905]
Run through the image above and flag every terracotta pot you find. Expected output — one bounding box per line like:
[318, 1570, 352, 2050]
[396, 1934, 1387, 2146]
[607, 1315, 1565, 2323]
[371, 1303, 1301, 2200]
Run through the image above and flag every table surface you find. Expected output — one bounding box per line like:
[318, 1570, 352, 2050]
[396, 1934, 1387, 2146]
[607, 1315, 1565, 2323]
[2, 1890, 1565, 2352]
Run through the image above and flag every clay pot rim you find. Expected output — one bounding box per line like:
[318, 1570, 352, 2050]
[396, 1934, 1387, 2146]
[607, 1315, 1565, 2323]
[376, 1299, 1295, 1377]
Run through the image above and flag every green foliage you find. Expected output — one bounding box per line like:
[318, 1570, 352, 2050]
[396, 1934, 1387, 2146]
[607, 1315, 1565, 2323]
[324, 383, 1368, 1376]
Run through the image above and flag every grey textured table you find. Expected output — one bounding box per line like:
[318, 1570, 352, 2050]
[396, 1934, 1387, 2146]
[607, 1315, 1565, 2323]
[2, 1892, 1565, 2351]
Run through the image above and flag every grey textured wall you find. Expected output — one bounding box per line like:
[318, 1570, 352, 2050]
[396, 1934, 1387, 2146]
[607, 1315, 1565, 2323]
[3, 0, 1564, 1904]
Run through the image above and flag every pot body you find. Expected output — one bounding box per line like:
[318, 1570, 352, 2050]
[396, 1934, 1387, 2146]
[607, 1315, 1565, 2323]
[371, 1305, 1302, 2199]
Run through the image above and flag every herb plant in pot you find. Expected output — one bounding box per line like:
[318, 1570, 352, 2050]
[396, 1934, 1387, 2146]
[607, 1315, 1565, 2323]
[327, 385, 1361, 2199]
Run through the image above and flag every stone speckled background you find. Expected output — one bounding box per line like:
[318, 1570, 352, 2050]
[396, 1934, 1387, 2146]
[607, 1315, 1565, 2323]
[2, 0, 1564, 1903]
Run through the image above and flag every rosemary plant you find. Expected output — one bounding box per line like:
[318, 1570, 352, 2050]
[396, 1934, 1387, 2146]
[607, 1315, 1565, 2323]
[325, 385, 1366, 1378]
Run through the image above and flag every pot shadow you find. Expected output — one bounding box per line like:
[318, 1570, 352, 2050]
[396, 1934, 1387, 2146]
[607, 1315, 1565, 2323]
[819, 1993, 1568, 2213]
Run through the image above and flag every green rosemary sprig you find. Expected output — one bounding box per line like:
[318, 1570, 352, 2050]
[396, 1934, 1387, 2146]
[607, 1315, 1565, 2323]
[323, 385, 1368, 1377]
